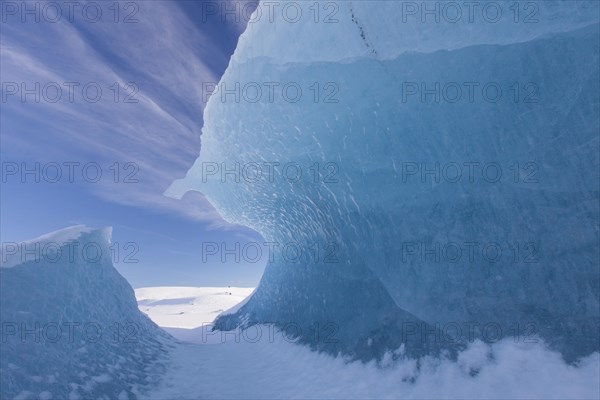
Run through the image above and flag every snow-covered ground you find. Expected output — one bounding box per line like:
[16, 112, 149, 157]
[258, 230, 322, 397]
[135, 286, 254, 343]
[135, 287, 254, 329]
[136, 287, 600, 399]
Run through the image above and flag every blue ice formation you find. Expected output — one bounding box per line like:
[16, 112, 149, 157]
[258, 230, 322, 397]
[167, 1, 600, 361]
[0, 226, 171, 399]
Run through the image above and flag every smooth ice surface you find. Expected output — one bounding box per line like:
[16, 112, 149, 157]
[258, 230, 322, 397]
[229, 0, 600, 65]
[167, 0, 600, 361]
[0, 226, 172, 399]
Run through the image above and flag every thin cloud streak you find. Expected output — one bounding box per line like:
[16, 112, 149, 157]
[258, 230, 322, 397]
[1, 0, 245, 225]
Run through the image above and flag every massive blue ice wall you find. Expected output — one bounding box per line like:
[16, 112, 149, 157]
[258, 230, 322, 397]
[167, 1, 600, 361]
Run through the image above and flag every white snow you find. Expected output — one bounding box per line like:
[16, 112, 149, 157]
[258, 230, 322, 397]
[137, 287, 600, 399]
[146, 338, 600, 399]
[0, 225, 111, 268]
[135, 286, 255, 330]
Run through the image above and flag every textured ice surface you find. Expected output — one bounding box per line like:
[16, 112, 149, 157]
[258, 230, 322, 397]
[0, 227, 172, 399]
[167, 1, 600, 361]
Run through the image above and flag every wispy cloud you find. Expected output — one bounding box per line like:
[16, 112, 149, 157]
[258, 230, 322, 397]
[1, 0, 244, 225]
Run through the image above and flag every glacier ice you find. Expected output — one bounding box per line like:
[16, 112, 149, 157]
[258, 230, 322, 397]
[167, 1, 600, 361]
[0, 226, 172, 399]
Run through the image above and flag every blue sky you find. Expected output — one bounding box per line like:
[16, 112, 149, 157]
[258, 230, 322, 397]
[0, 0, 266, 288]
